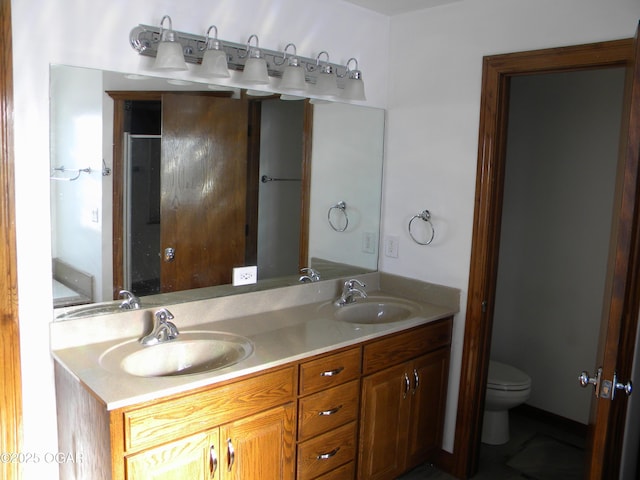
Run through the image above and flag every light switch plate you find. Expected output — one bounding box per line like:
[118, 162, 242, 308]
[233, 266, 258, 286]
[384, 235, 399, 258]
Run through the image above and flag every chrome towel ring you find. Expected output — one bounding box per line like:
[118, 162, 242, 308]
[328, 201, 349, 232]
[408, 210, 435, 245]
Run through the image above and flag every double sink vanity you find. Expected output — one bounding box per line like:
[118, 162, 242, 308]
[52, 272, 458, 480]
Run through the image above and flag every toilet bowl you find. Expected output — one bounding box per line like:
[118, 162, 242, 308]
[481, 360, 532, 445]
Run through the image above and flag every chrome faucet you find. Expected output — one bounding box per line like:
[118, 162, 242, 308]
[299, 268, 321, 283]
[119, 289, 141, 310]
[334, 279, 367, 306]
[140, 308, 179, 346]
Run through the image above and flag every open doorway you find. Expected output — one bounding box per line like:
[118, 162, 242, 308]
[484, 66, 626, 477]
[451, 37, 640, 480]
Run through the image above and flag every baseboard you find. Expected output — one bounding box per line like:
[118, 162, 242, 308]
[432, 448, 458, 478]
[513, 404, 588, 437]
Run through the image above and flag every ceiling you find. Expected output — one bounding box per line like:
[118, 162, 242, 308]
[342, 0, 461, 16]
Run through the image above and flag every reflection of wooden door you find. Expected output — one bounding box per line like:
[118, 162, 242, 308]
[161, 94, 248, 292]
[453, 34, 640, 479]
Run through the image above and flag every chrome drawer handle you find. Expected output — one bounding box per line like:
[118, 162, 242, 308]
[403, 372, 410, 399]
[227, 438, 235, 472]
[412, 368, 420, 395]
[318, 405, 343, 416]
[209, 445, 217, 479]
[317, 447, 340, 460]
[320, 366, 344, 377]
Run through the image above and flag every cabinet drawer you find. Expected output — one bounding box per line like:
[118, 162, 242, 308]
[297, 422, 357, 480]
[298, 380, 359, 441]
[363, 318, 452, 375]
[314, 461, 355, 480]
[123, 366, 295, 452]
[299, 348, 361, 396]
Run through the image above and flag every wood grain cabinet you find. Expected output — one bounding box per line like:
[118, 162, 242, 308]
[296, 348, 361, 480]
[55, 316, 452, 480]
[55, 365, 297, 480]
[117, 367, 297, 480]
[358, 318, 452, 480]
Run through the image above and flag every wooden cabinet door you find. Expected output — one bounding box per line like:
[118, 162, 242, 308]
[358, 363, 411, 480]
[220, 403, 295, 480]
[126, 429, 219, 480]
[405, 348, 450, 470]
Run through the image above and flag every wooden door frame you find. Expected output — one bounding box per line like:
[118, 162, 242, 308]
[0, 0, 23, 479]
[450, 39, 635, 479]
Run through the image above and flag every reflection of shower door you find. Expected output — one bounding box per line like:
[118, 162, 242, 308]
[123, 133, 162, 295]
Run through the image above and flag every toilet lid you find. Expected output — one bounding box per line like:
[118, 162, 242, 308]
[487, 360, 531, 391]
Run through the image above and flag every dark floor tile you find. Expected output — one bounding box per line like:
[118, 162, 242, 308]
[397, 410, 585, 480]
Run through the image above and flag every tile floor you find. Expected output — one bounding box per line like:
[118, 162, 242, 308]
[398, 409, 586, 479]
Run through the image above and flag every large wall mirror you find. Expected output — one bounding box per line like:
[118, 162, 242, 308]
[50, 65, 385, 320]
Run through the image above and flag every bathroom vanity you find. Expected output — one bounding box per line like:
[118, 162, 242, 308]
[51, 273, 458, 480]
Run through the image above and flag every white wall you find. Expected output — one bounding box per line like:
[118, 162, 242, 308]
[11, 1, 388, 478]
[384, 0, 640, 452]
[491, 68, 625, 424]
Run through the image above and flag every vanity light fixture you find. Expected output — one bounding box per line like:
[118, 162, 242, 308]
[130, 18, 366, 101]
[341, 58, 366, 101]
[311, 51, 340, 99]
[200, 25, 230, 78]
[277, 43, 307, 93]
[152, 15, 188, 71]
[240, 35, 270, 85]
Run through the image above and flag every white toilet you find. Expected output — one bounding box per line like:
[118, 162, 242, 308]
[481, 360, 532, 445]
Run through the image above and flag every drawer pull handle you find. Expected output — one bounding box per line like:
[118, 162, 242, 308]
[412, 368, 420, 395]
[227, 438, 235, 472]
[320, 366, 344, 377]
[209, 445, 217, 479]
[318, 405, 343, 416]
[317, 446, 340, 460]
[403, 372, 411, 399]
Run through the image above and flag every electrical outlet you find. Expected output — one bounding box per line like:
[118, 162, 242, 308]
[362, 232, 377, 254]
[384, 235, 399, 258]
[233, 266, 258, 286]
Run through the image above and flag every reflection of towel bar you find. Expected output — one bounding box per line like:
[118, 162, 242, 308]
[328, 201, 349, 232]
[261, 175, 301, 183]
[50, 166, 93, 181]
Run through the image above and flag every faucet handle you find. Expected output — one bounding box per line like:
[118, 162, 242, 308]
[301, 268, 321, 281]
[155, 308, 175, 323]
[346, 278, 366, 288]
[119, 289, 141, 309]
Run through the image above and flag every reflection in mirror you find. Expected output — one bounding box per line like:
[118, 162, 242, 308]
[50, 65, 384, 319]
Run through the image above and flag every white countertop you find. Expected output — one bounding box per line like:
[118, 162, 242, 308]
[51, 274, 459, 411]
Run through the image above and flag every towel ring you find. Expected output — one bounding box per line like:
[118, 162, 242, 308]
[408, 210, 435, 245]
[328, 201, 349, 232]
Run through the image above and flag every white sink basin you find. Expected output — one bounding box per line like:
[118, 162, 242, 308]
[335, 302, 413, 324]
[320, 296, 421, 325]
[99, 331, 254, 377]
